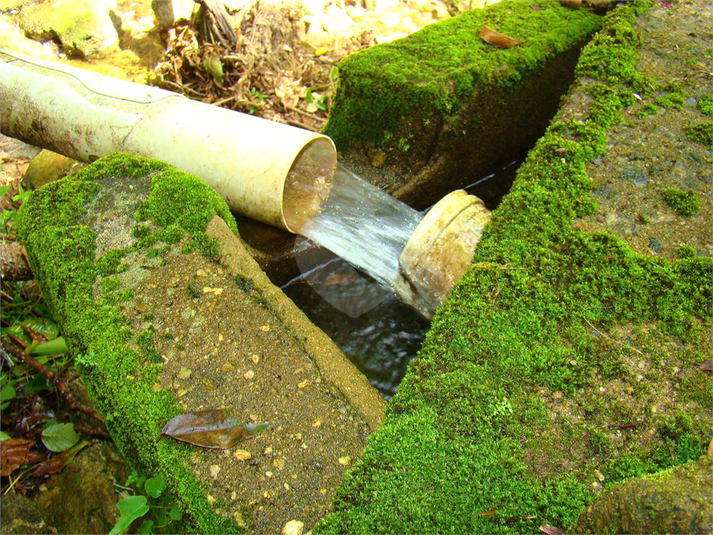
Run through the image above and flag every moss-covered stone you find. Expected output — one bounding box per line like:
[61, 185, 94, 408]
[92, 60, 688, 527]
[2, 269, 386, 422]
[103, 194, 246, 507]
[323, 0, 601, 208]
[573, 454, 713, 534]
[16, 153, 243, 534]
[16, 152, 386, 534]
[316, 5, 711, 533]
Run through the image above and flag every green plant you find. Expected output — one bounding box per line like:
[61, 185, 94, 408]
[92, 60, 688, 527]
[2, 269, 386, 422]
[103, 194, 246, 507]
[306, 88, 328, 111]
[248, 87, 268, 114]
[1, 184, 32, 235]
[111, 473, 182, 535]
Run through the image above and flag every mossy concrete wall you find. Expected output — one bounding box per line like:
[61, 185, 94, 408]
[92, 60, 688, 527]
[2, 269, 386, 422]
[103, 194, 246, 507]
[323, 0, 601, 209]
[316, 4, 712, 533]
[16, 153, 385, 534]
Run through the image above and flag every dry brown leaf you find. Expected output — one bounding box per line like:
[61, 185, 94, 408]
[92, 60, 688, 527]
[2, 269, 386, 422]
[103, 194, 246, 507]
[539, 525, 565, 535]
[160, 408, 268, 449]
[0, 438, 43, 476]
[560, 0, 583, 6]
[479, 25, 523, 49]
[699, 359, 713, 372]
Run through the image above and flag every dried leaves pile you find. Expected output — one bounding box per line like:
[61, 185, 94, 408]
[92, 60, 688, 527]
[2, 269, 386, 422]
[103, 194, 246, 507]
[151, 2, 376, 132]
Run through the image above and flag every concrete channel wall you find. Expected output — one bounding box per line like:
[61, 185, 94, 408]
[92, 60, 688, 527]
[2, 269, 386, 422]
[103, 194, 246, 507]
[315, 3, 712, 533]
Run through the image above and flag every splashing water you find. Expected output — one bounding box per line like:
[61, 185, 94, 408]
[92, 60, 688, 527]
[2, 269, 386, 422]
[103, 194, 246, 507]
[291, 164, 423, 287]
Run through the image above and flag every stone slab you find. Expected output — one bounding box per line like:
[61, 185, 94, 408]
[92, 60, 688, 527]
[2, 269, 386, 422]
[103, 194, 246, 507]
[17, 153, 384, 534]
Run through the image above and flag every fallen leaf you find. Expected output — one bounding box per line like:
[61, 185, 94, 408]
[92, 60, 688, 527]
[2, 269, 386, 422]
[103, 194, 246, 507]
[0, 438, 43, 476]
[478, 509, 496, 516]
[160, 408, 268, 449]
[479, 25, 523, 49]
[530, 5, 543, 10]
[540, 525, 565, 535]
[699, 359, 713, 372]
[314, 46, 330, 57]
[560, 0, 582, 6]
[29, 441, 88, 477]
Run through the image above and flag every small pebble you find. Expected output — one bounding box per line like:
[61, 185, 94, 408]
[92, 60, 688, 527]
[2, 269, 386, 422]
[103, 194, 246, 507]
[244, 370, 255, 380]
[264, 446, 273, 455]
[177, 366, 192, 380]
[206, 494, 216, 505]
[265, 471, 273, 478]
[338, 456, 351, 466]
[282, 520, 304, 535]
[210, 465, 221, 478]
[234, 450, 251, 461]
[222, 362, 235, 372]
[648, 237, 663, 253]
[273, 458, 286, 470]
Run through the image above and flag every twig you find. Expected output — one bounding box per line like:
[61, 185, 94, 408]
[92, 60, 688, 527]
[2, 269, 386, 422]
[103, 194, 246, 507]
[1, 340, 105, 424]
[74, 424, 111, 440]
[287, 119, 320, 132]
[583, 318, 645, 356]
[288, 106, 326, 123]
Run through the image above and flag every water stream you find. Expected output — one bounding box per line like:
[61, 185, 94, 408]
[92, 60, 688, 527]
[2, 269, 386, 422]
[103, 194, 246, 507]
[288, 163, 424, 288]
[282, 159, 523, 396]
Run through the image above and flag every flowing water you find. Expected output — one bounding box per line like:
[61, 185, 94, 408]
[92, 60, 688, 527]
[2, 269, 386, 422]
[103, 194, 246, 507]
[282, 159, 523, 396]
[288, 163, 424, 288]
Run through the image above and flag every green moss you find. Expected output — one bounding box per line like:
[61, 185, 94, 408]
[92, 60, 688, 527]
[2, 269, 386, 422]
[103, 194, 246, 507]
[186, 282, 202, 299]
[636, 103, 657, 118]
[676, 244, 697, 258]
[323, 0, 600, 146]
[96, 247, 138, 276]
[15, 153, 241, 534]
[683, 121, 713, 146]
[316, 6, 711, 534]
[101, 276, 122, 294]
[135, 329, 160, 363]
[698, 93, 712, 116]
[655, 92, 684, 110]
[661, 187, 700, 216]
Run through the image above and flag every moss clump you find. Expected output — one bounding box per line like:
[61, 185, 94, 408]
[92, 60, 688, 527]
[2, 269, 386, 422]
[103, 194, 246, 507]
[316, 5, 710, 534]
[698, 93, 712, 116]
[655, 92, 684, 110]
[683, 121, 713, 146]
[15, 153, 240, 534]
[661, 187, 700, 216]
[636, 103, 657, 117]
[323, 0, 600, 147]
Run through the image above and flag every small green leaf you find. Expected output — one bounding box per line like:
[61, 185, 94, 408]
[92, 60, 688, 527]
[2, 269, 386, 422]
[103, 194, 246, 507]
[1, 382, 16, 404]
[25, 375, 49, 393]
[20, 317, 59, 341]
[0, 185, 10, 197]
[137, 519, 153, 534]
[144, 475, 167, 498]
[29, 337, 68, 356]
[42, 422, 80, 452]
[0, 431, 11, 441]
[110, 495, 150, 535]
[169, 504, 183, 521]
